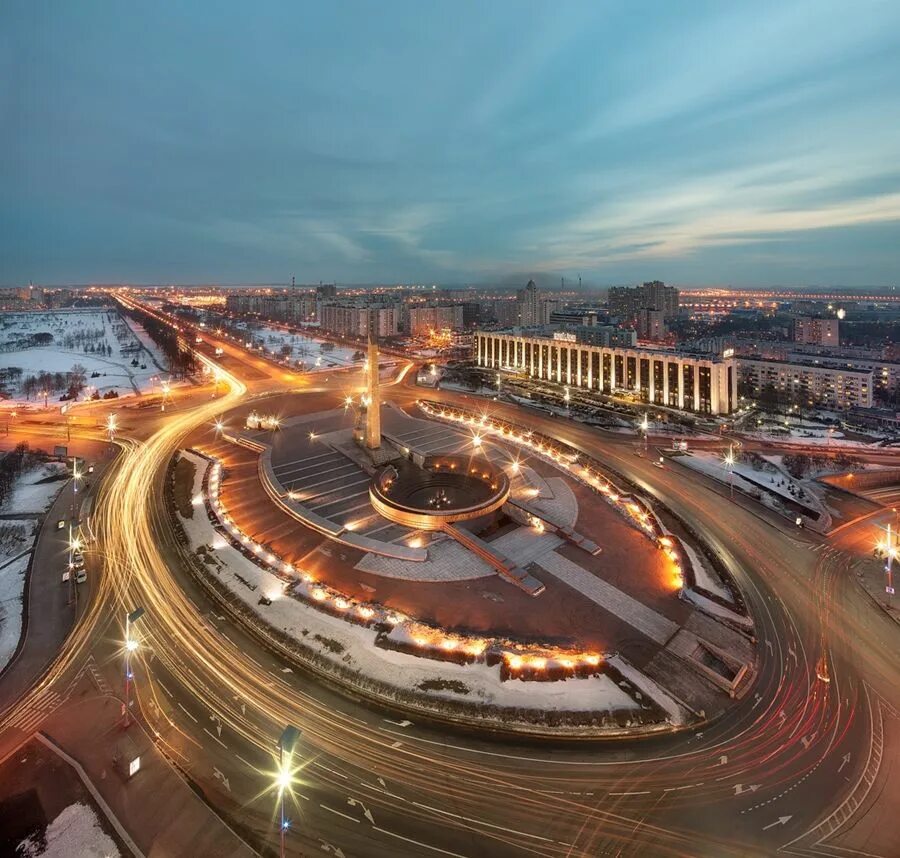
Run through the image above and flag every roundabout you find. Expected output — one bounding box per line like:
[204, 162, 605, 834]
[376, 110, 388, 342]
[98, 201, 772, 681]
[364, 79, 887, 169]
[173, 345, 758, 737]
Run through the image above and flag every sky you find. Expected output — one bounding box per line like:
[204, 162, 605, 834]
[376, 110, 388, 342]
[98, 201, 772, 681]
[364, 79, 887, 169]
[2, 0, 900, 288]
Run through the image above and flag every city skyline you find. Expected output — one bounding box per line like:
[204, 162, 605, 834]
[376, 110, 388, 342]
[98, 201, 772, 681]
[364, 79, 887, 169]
[3, 0, 900, 287]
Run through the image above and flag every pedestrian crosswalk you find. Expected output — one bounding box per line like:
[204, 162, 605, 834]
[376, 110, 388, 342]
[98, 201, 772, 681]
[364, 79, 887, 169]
[64, 655, 113, 697]
[4, 690, 61, 736]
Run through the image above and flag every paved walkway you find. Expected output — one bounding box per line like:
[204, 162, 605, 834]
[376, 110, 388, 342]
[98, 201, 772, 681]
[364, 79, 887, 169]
[356, 537, 494, 581]
[37, 694, 255, 857]
[536, 551, 680, 645]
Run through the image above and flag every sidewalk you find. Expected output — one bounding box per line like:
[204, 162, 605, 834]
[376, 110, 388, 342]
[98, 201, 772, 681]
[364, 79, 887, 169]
[40, 693, 256, 857]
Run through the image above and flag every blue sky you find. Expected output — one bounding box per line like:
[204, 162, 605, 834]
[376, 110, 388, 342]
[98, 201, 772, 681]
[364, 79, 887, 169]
[2, 1, 899, 287]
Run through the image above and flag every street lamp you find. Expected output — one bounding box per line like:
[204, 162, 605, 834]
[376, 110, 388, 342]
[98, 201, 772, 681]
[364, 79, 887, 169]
[213, 418, 225, 436]
[723, 444, 736, 498]
[67, 527, 83, 606]
[123, 607, 145, 726]
[105, 413, 117, 444]
[876, 522, 898, 608]
[277, 725, 301, 858]
[639, 412, 649, 450]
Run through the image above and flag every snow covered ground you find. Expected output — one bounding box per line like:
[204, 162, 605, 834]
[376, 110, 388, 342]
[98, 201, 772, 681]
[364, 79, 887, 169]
[677, 451, 824, 518]
[0, 462, 68, 672]
[17, 802, 120, 858]
[3, 462, 69, 515]
[0, 310, 171, 407]
[742, 422, 877, 448]
[0, 553, 30, 671]
[178, 452, 660, 721]
[231, 322, 366, 372]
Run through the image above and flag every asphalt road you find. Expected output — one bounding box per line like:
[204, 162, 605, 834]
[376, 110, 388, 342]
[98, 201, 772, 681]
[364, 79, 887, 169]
[2, 315, 899, 857]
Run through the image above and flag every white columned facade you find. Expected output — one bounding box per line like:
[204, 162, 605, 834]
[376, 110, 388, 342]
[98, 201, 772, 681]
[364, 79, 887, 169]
[474, 332, 735, 416]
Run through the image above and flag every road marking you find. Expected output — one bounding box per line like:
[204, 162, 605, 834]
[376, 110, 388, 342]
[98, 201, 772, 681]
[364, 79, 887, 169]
[177, 703, 198, 723]
[410, 800, 556, 842]
[663, 784, 696, 792]
[235, 754, 257, 770]
[838, 752, 851, 773]
[316, 763, 348, 779]
[609, 791, 651, 796]
[347, 797, 375, 824]
[383, 718, 413, 728]
[157, 680, 173, 697]
[213, 767, 231, 792]
[320, 805, 359, 823]
[762, 815, 792, 830]
[373, 826, 472, 857]
[733, 784, 760, 796]
[203, 728, 228, 749]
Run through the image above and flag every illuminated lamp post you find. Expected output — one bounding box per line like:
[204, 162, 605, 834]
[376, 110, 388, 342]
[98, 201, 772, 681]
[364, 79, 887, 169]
[877, 522, 898, 608]
[639, 412, 649, 450]
[277, 725, 301, 858]
[105, 413, 117, 445]
[723, 444, 736, 498]
[123, 607, 145, 726]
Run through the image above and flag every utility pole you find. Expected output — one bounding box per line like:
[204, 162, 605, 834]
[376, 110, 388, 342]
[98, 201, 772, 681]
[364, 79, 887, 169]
[880, 522, 897, 608]
[277, 725, 301, 858]
[123, 607, 145, 726]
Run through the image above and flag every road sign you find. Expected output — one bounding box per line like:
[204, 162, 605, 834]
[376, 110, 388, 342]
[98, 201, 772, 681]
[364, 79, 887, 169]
[886, 586, 895, 595]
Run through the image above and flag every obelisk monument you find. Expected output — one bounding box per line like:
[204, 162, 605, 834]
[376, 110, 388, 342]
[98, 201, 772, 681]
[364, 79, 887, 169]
[365, 335, 381, 450]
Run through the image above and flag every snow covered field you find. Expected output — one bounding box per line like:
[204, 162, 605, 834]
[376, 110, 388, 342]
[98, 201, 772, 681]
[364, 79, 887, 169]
[0, 310, 170, 407]
[4, 462, 69, 514]
[17, 802, 120, 858]
[0, 553, 30, 671]
[0, 461, 68, 672]
[232, 322, 366, 371]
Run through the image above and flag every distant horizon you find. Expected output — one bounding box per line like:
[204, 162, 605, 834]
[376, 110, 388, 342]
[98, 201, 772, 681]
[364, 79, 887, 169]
[5, 280, 899, 295]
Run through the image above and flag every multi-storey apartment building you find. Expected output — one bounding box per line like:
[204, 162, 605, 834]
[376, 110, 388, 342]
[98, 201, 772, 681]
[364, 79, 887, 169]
[516, 280, 541, 326]
[475, 330, 735, 415]
[793, 315, 839, 346]
[608, 280, 680, 322]
[320, 302, 399, 338]
[737, 358, 872, 409]
[407, 303, 464, 336]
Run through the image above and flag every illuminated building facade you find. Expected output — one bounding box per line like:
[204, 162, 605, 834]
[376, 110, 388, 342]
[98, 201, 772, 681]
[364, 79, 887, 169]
[475, 331, 736, 415]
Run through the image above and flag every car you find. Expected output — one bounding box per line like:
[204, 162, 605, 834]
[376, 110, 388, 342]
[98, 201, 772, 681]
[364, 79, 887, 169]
[215, 347, 223, 356]
[75, 569, 87, 584]
[57, 519, 66, 530]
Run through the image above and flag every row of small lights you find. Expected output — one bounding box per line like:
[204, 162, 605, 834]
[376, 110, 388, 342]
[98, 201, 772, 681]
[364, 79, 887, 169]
[202, 456, 605, 676]
[417, 400, 685, 591]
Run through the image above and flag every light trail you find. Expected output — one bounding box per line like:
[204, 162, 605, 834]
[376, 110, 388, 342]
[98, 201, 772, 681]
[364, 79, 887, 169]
[4, 326, 889, 857]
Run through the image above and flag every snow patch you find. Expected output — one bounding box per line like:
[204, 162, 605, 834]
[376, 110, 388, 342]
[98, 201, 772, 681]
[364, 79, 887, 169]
[17, 802, 120, 858]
